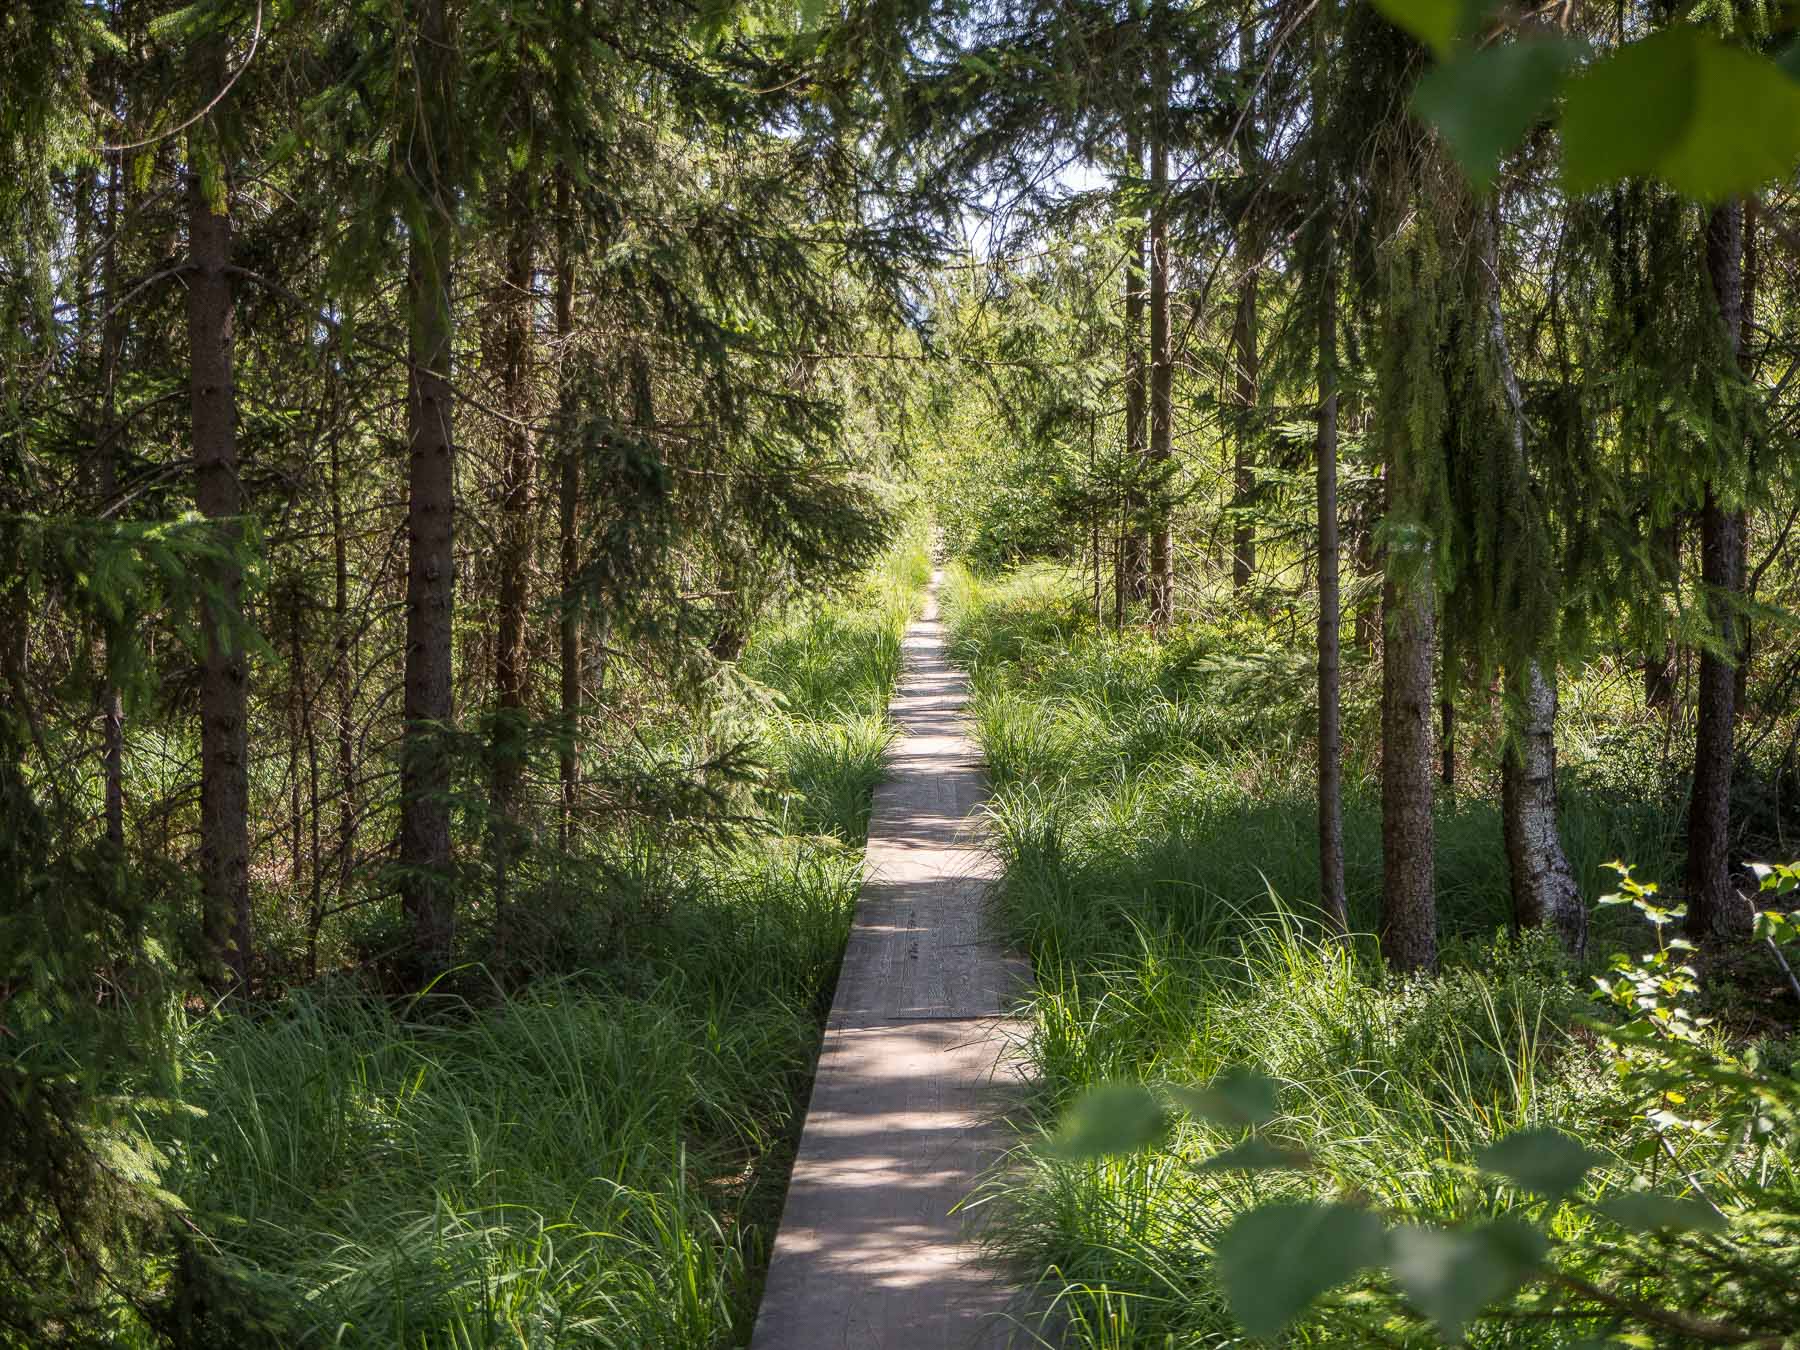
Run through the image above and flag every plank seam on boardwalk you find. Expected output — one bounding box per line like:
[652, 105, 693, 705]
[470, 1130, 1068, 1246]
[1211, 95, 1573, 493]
[750, 570, 1034, 1350]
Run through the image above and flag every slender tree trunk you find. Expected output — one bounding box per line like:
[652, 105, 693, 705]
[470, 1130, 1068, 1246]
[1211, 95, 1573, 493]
[1354, 507, 1380, 653]
[1379, 212, 1437, 972]
[1380, 559, 1437, 973]
[1315, 196, 1347, 937]
[288, 600, 304, 890]
[1734, 508, 1751, 713]
[98, 155, 126, 854]
[1687, 202, 1745, 941]
[1090, 421, 1103, 627]
[303, 675, 324, 979]
[1230, 281, 1257, 589]
[1231, 20, 1258, 592]
[490, 178, 536, 932]
[1119, 131, 1148, 619]
[189, 48, 252, 991]
[296, 579, 325, 979]
[399, 0, 458, 973]
[1735, 197, 1757, 712]
[329, 350, 356, 899]
[1485, 202, 1585, 953]
[1146, 29, 1174, 632]
[555, 173, 582, 852]
[1644, 519, 1679, 707]
[1439, 683, 1455, 791]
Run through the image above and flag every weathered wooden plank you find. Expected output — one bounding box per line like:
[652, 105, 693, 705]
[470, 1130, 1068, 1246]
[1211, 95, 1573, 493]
[751, 573, 1035, 1349]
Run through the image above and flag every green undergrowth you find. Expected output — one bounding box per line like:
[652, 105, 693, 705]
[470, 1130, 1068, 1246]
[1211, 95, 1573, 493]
[739, 527, 931, 841]
[944, 563, 1800, 1347]
[943, 564, 1678, 962]
[131, 538, 929, 1349]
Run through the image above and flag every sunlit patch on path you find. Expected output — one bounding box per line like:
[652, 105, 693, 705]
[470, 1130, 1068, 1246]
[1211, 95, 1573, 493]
[751, 570, 1035, 1349]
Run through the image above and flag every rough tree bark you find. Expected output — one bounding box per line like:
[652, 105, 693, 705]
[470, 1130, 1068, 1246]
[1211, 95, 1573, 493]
[1380, 553, 1437, 973]
[490, 175, 535, 926]
[1503, 664, 1585, 952]
[189, 44, 253, 990]
[1687, 202, 1746, 942]
[399, 0, 458, 973]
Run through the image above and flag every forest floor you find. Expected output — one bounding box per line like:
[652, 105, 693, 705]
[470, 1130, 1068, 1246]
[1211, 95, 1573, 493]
[941, 562, 1800, 1347]
[130, 540, 932, 1349]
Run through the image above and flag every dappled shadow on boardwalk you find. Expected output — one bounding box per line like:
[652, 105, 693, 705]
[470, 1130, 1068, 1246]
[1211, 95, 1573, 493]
[751, 573, 1041, 1349]
[751, 1019, 1037, 1348]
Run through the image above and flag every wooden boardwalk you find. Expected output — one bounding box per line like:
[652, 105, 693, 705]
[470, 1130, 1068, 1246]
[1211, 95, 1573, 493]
[751, 571, 1035, 1350]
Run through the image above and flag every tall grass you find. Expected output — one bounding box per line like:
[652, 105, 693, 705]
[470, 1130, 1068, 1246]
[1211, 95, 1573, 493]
[134, 535, 930, 1349]
[943, 562, 1679, 958]
[156, 847, 857, 1348]
[944, 563, 1792, 1347]
[742, 523, 931, 841]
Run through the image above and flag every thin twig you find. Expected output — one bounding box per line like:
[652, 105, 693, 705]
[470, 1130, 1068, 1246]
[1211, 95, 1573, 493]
[103, 1, 265, 154]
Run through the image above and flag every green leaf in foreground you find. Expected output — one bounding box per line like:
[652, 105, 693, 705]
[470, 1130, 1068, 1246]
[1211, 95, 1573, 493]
[1043, 1082, 1166, 1159]
[1167, 1067, 1279, 1128]
[1477, 1127, 1604, 1204]
[1389, 1218, 1547, 1342]
[1413, 38, 1581, 191]
[1371, 0, 1484, 58]
[1596, 1190, 1728, 1234]
[1215, 1201, 1386, 1338]
[1561, 28, 1800, 200]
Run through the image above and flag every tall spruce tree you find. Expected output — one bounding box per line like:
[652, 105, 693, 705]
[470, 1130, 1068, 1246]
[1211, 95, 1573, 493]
[1687, 200, 1748, 941]
[1228, 13, 1258, 592]
[1145, 1, 1175, 629]
[186, 25, 253, 989]
[1310, 0, 1347, 936]
[397, 0, 459, 973]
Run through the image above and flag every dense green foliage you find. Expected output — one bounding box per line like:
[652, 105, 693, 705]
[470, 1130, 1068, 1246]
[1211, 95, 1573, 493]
[39, 539, 923, 1345]
[3, 0, 935, 1333]
[946, 567, 1800, 1347]
[946, 564, 1697, 935]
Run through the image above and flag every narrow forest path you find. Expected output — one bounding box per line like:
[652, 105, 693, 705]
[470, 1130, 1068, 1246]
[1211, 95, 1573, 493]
[750, 570, 1035, 1349]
